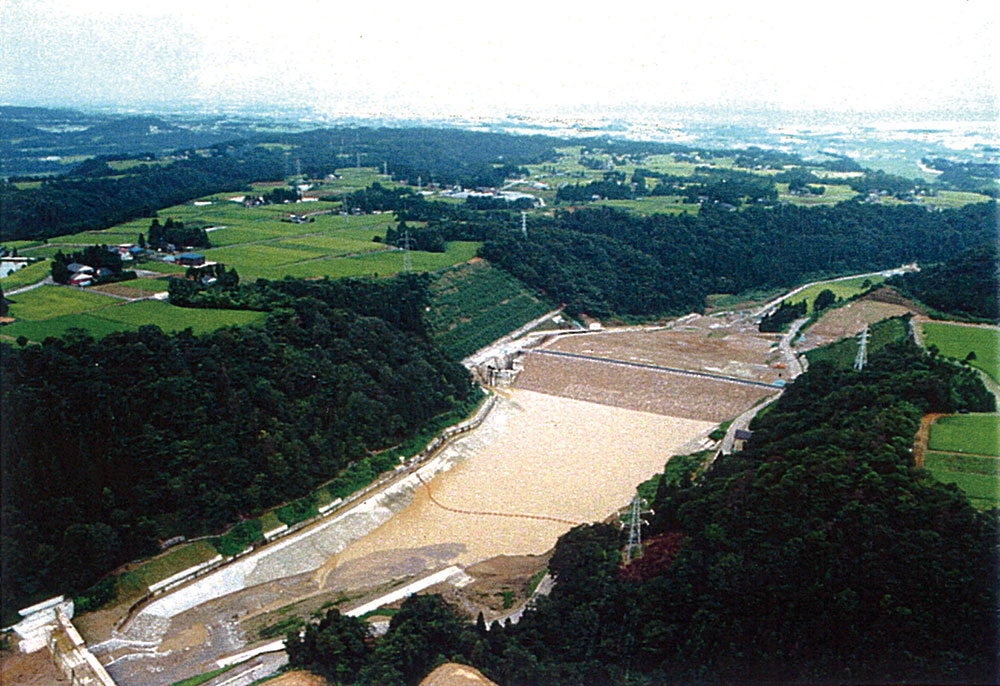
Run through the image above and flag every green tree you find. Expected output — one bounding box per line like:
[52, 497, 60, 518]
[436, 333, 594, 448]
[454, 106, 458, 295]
[813, 288, 836, 312]
[287, 608, 371, 683]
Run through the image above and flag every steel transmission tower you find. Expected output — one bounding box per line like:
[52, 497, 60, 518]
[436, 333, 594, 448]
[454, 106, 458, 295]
[399, 229, 414, 273]
[854, 324, 869, 371]
[521, 211, 528, 238]
[623, 494, 649, 563]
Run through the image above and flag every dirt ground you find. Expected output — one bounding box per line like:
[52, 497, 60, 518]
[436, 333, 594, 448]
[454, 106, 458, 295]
[443, 554, 550, 623]
[420, 663, 499, 686]
[0, 648, 67, 685]
[796, 298, 917, 351]
[913, 413, 948, 469]
[548, 314, 782, 384]
[262, 671, 327, 686]
[515, 353, 776, 422]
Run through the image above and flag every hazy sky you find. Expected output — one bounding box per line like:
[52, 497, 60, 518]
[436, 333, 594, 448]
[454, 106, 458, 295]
[2, 0, 996, 118]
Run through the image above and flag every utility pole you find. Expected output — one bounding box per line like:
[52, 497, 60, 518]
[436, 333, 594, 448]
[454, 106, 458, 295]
[854, 324, 869, 371]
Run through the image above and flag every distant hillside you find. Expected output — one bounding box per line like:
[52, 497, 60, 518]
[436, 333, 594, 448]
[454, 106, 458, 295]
[888, 242, 999, 322]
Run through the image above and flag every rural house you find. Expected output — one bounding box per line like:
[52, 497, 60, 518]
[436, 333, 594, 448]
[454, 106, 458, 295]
[177, 252, 206, 267]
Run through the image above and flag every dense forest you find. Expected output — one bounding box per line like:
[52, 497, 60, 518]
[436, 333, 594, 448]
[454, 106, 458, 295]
[287, 342, 998, 685]
[475, 201, 995, 319]
[0, 275, 474, 613]
[888, 242, 999, 322]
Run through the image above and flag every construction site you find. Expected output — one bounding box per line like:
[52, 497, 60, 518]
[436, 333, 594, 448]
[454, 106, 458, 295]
[6, 290, 838, 686]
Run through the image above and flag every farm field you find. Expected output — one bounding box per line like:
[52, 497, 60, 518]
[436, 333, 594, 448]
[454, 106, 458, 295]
[776, 183, 857, 206]
[545, 312, 784, 384]
[10, 190, 480, 326]
[92, 278, 171, 297]
[920, 190, 994, 209]
[277, 241, 480, 281]
[0, 259, 51, 289]
[927, 414, 1000, 456]
[595, 196, 699, 215]
[921, 414, 999, 510]
[925, 463, 999, 509]
[426, 261, 553, 359]
[1, 285, 266, 342]
[5, 284, 119, 320]
[921, 321, 1000, 383]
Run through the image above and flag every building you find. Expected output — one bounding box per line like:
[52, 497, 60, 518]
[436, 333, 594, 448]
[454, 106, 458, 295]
[177, 252, 206, 267]
[68, 272, 94, 287]
[733, 429, 753, 452]
[66, 263, 93, 274]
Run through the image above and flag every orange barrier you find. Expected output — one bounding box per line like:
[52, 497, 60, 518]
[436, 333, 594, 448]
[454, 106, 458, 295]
[416, 473, 581, 526]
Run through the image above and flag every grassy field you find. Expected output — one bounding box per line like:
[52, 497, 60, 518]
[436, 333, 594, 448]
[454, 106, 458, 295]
[926, 467, 999, 509]
[2, 313, 136, 342]
[804, 316, 908, 368]
[928, 414, 1000, 456]
[5, 285, 119, 319]
[116, 540, 219, 599]
[1, 239, 44, 250]
[921, 322, 1000, 383]
[91, 278, 172, 297]
[787, 275, 885, 314]
[920, 190, 994, 209]
[0, 260, 51, 289]
[92, 300, 266, 334]
[923, 414, 1000, 510]
[595, 196, 699, 215]
[777, 183, 858, 206]
[2, 287, 266, 342]
[426, 260, 553, 358]
[278, 241, 480, 280]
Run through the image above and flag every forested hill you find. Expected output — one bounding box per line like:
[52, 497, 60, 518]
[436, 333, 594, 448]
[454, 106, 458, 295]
[0, 275, 474, 614]
[887, 242, 999, 322]
[477, 201, 997, 319]
[285, 342, 998, 685]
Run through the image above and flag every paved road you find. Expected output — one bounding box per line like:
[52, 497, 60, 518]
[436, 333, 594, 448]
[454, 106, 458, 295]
[753, 265, 919, 319]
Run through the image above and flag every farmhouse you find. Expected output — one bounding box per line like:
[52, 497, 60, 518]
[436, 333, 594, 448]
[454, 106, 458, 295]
[177, 252, 206, 267]
[68, 272, 94, 287]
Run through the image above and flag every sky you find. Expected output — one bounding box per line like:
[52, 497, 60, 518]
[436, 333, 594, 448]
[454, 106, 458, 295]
[2, 0, 997, 120]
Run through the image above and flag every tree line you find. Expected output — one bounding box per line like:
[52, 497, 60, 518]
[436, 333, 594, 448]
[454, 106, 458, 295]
[473, 201, 995, 319]
[888, 242, 999, 322]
